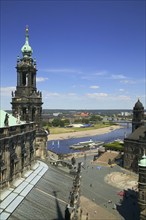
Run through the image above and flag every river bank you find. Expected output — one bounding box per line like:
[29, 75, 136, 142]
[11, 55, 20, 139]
[48, 125, 122, 141]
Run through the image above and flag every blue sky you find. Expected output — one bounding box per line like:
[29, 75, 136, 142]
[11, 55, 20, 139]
[1, 0, 146, 110]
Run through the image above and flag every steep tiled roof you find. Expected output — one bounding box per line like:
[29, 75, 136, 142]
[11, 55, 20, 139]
[0, 110, 25, 128]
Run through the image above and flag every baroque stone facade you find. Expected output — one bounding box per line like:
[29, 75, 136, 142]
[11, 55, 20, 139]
[124, 126, 146, 172]
[0, 117, 36, 189]
[138, 154, 146, 220]
[124, 99, 146, 172]
[0, 26, 48, 190]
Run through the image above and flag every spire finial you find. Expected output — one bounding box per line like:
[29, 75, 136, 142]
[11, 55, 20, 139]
[21, 25, 33, 56]
[25, 25, 29, 45]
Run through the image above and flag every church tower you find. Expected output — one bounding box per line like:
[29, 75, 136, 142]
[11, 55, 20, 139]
[132, 99, 144, 132]
[138, 153, 146, 220]
[11, 26, 47, 159]
[11, 26, 43, 127]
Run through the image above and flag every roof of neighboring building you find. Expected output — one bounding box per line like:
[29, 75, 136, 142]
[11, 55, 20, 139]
[0, 110, 25, 128]
[125, 125, 146, 141]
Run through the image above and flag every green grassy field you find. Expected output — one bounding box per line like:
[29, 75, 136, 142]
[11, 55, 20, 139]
[47, 123, 113, 134]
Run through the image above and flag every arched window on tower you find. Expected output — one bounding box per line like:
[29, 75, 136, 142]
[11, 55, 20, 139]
[22, 108, 27, 121]
[22, 73, 26, 86]
[31, 74, 33, 86]
[32, 108, 35, 121]
[17, 73, 20, 86]
[26, 74, 28, 86]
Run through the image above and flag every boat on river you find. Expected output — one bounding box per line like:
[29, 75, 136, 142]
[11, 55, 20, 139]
[69, 139, 104, 150]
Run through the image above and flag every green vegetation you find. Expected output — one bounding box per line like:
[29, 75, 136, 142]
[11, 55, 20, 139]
[45, 123, 115, 134]
[42, 114, 107, 128]
[103, 141, 124, 152]
[42, 112, 118, 134]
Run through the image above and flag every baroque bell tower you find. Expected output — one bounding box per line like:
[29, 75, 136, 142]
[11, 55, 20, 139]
[11, 26, 43, 127]
[11, 26, 48, 159]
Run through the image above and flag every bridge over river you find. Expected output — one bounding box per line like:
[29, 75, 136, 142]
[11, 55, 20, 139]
[113, 121, 132, 126]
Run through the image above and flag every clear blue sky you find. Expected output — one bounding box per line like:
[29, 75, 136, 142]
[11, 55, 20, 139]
[1, 0, 146, 110]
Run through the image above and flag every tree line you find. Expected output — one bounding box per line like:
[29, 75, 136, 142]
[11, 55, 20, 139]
[43, 115, 103, 128]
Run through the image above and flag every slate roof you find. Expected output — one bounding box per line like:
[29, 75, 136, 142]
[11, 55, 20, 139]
[125, 125, 146, 141]
[7, 158, 139, 220]
[0, 109, 25, 128]
[8, 164, 73, 220]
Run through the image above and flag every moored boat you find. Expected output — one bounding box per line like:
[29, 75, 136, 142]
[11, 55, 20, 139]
[70, 139, 104, 150]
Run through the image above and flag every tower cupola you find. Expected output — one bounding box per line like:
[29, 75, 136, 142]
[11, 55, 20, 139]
[134, 99, 144, 110]
[21, 26, 33, 57]
[132, 99, 144, 132]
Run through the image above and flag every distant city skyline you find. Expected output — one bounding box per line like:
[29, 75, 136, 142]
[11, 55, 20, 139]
[1, 0, 146, 110]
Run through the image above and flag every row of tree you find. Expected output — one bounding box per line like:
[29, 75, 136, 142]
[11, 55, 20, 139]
[43, 115, 103, 127]
[103, 141, 124, 152]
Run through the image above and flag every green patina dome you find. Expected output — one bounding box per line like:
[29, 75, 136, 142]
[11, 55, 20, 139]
[21, 26, 33, 56]
[139, 154, 146, 167]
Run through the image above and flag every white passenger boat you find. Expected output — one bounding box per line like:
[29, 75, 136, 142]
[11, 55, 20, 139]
[70, 139, 104, 150]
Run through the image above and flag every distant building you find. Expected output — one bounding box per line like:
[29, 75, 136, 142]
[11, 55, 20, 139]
[80, 112, 90, 117]
[53, 112, 62, 117]
[121, 112, 132, 117]
[102, 116, 109, 122]
[70, 124, 84, 128]
[124, 99, 146, 172]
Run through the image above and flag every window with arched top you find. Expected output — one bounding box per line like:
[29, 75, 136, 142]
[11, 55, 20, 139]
[22, 73, 26, 86]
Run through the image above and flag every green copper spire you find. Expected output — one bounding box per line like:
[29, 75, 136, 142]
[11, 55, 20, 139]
[21, 26, 33, 57]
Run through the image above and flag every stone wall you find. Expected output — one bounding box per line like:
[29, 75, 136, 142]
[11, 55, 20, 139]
[0, 123, 36, 189]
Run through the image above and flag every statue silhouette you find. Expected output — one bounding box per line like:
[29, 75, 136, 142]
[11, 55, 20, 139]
[4, 113, 9, 126]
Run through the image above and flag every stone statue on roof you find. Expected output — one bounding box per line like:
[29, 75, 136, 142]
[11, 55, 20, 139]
[4, 113, 9, 126]
[16, 113, 21, 124]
